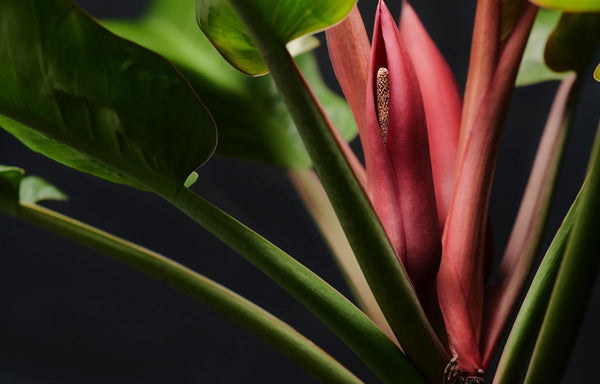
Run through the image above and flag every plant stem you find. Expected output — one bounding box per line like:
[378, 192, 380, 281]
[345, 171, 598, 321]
[492, 189, 582, 384]
[459, 0, 501, 158]
[15, 202, 362, 384]
[168, 187, 425, 384]
[226, 1, 449, 381]
[523, 125, 600, 383]
[482, 73, 581, 366]
[288, 168, 396, 344]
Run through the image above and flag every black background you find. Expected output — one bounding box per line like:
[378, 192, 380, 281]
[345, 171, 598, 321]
[1, 0, 599, 383]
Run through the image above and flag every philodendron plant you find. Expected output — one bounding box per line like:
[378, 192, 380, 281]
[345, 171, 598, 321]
[1, 0, 599, 382]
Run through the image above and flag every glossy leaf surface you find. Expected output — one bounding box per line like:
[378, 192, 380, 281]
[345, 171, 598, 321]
[196, 0, 356, 75]
[530, 0, 600, 11]
[0, 0, 216, 197]
[104, 0, 356, 168]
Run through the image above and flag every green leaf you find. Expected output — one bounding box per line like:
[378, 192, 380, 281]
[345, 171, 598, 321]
[493, 188, 581, 384]
[524, 125, 600, 383]
[595, 62, 600, 81]
[530, 0, 600, 12]
[0, 166, 24, 213]
[516, 9, 567, 86]
[0, 166, 67, 214]
[516, 9, 600, 86]
[103, 0, 356, 169]
[0, 0, 217, 197]
[196, 0, 356, 75]
[19, 176, 68, 205]
[544, 12, 600, 73]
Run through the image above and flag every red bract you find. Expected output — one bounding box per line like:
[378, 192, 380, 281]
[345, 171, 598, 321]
[398, 2, 462, 229]
[365, 0, 441, 304]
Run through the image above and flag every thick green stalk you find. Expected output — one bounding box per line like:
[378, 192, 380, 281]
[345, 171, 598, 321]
[523, 126, 600, 384]
[14, 202, 362, 384]
[226, 1, 449, 382]
[492, 190, 581, 384]
[168, 188, 424, 384]
[288, 169, 396, 344]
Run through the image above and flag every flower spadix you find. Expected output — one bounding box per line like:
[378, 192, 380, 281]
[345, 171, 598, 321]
[365, 0, 441, 303]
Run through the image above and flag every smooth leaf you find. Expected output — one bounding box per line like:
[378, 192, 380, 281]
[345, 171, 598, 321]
[595, 62, 600, 81]
[530, 0, 600, 12]
[493, 189, 581, 384]
[0, 166, 66, 213]
[524, 125, 600, 383]
[544, 12, 600, 73]
[103, 0, 356, 168]
[516, 9, 567, 86]
[0, 166, 24, 213]
[196, 0, 356, 75]
[0, 0, 217, 197]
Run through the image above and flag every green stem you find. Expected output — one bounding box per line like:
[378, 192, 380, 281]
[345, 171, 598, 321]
[492, 188, 582, 384]
[15, 202, 362, 384]
[523, 125, 600, 384]
[288, 169, 397, 344]
[226, 1, 449, 382]
[167, 187, 424, 384]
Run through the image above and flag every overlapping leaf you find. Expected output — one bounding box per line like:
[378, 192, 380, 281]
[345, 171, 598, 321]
[0, 0, 217, 197]
[104, 0, 356, 168]
[517, 9, 600, 86]
[196, 0, 356, 75]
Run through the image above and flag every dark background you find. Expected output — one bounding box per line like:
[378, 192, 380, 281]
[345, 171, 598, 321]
[1, 0, 598, 383]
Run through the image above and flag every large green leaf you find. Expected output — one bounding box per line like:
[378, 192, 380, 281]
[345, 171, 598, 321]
[0, 165, 67, 214]
[516, 9, 600, 86]
[196, 0, 356, 75]
[103, 0, 356, 169]
[0, 0, 217, 197]
[530, 0, 600, 12]
[544, 12, 600, 72]
[516, 10, 567, 86]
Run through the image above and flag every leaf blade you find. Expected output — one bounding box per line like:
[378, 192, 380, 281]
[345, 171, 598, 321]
[103, 0, 356, 168]
[0, 0, 217, 196]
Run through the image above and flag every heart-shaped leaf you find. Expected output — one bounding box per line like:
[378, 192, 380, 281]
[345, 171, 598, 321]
[196, 0, 356, 75]
[530, 0, 600, 12]
[0, 0, 217, 197]
[0, 165, 66, 214]
[103, 0, 356, 168]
